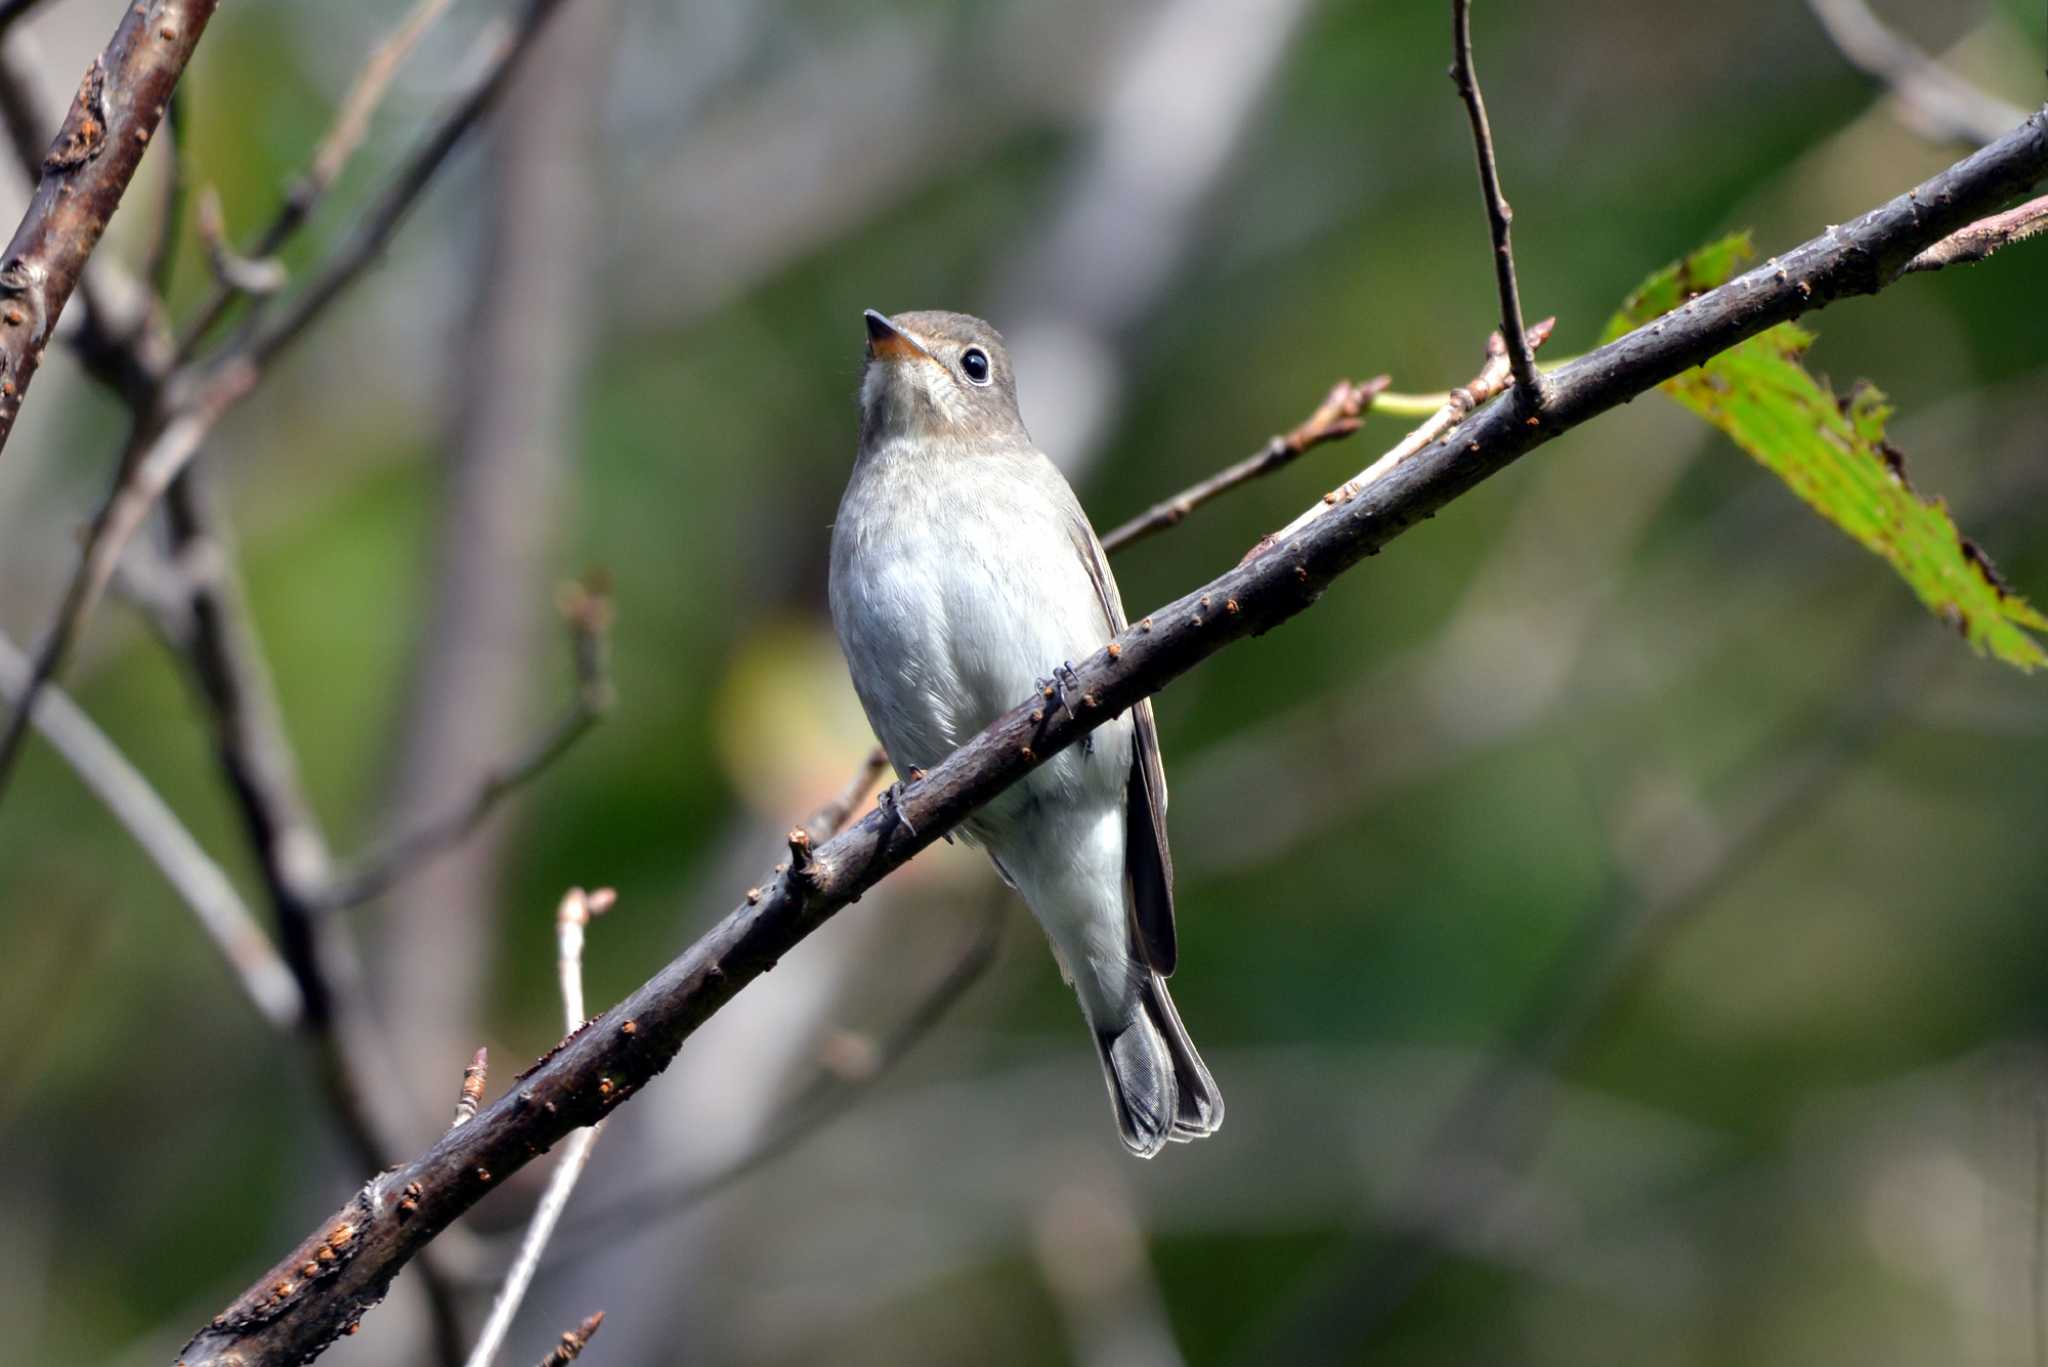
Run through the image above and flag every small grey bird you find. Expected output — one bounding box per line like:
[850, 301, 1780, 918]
[830, 309, 1222, 1157]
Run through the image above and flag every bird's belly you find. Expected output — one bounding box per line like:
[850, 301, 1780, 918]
[832, 511, 1129, 815]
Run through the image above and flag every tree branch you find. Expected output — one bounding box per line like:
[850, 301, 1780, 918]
[463, 889, 616, 1367]
[226, 0, 581, 375]
[1100, 376, 1389, 555]
[0, 0, 218, 457]
[0, 629, 302, 1028]
[1804, 0, 2026, 148]
[1448, 0, 1543, 407]
[321, 584, 614, 911]
[177, 106, 2048, 1366]
[177, 0, 458, 355]
[1903, 190, 2048, 273]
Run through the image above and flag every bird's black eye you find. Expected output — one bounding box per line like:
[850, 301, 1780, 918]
[961, 347, 991, 385]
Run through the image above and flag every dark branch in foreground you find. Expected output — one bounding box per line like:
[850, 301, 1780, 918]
[178, 107, 2048, 1366]
[1448, 0, 1542, 406]
[0, 0, 218, 456]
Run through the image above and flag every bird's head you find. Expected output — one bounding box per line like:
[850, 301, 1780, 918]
[858, 309, 1026, 449]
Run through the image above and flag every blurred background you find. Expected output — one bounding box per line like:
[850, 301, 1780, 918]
[1, 0, 2045, 1363]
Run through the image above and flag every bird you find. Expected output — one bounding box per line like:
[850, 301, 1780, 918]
[829, 308, 1222, 1157]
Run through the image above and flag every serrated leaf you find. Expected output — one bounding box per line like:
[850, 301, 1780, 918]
[1604, 235, 2048, 671]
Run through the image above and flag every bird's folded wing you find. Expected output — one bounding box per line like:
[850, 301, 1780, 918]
[1065, 510, 1177, 976]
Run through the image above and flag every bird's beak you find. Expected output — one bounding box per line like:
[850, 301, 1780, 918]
[864, 309, 934, 365]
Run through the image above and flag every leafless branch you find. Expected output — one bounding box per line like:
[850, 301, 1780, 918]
[177, 0, 458, 354]
[0, 0, 218, 456]
[1100, 376, 1390, 555]
[144, 87, 188, 299]
[1448, 0, 1543, 407]
[322, 583, 614, 911]
[0, 358, 256, 798]
[464, 889, 617, 1367]
[225, 0, 581, 374]
[177, 108, 2048, 1364]
[548, 894, 1005, 1260]
[161, 464, 474, 1363]
[1903, 190, 2048, 273]
[0, 0, 49, 38]
[1260, 317, 1556, 551]
[534, 1312, 604, 1367]
[194, 184, 287, 297]
[0, 629, 302, 1028]
[1805, 0, 2025, 148]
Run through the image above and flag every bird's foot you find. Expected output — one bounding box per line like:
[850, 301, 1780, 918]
[1035, 662, 1093, 756]
[878, 773, 920, 840]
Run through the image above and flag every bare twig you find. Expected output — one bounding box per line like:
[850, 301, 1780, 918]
[322, 582, 615, 911]
[178, 110, 2048, 1364]
[0, 0, 49, 38]
[176, 0, 458, 354]
[0, 359, 257, 797]
[464, 888, 617, 1367]
[0, 0, 218, 456]
[535, 1312, 604, 1367]
[227, 0, 581, 374]
[1448, 0, 1543, 407]
[194, 184, 287, 297]
[1903, 190, 2048, 273]
[1101, 376, 1390, 554]
[452, 1048, 489, 1130]
[549, 895, 1005, 1259]
[162, 464, 473, 1364]
[144, 87, 188, 299]
[1259, 318, 1555, 551]
[1805, 0, 2026, 148]
[0, 629, 301, 1028]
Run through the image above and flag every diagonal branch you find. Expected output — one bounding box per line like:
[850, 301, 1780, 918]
[1101, 375, 1390, 554]
[1448, 0, 1543, 408]
[176, 105, 2048, 1366]
[0, 0, 218, 457]
[1804, 0, 2025, 149]
[1903, 190, 2048, 274]
[320, 584, 615, 911]
[0, 629, 302, 1028]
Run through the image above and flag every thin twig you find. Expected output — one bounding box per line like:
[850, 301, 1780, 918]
[1448, 0, 1543, 407]
[548, 895, 1005, 1260]
[176, 0, 457, 354]
[144, 86, 188, 300]
[464, 888, 617, 1367]
[535, 1312, 604, 1367]
[1258, 318, 1555, 551]
[179, 107, 2048, 1365]
[452, 1048, 489, 1130]
[1804, 0, 2025, 148]
[0, 629, 302, 1028]
[0, 0, 219, 456]
[320, 581, 615, 911]
[0, 0, 48, 38]
[1101, 376, 1390, 554]
[195, 184, 288, 297]
[1902, 191, 2048, 274]
[161, 463, 475, 1366]
[0, 359, 257, 798]
[224, 0, 580, 375]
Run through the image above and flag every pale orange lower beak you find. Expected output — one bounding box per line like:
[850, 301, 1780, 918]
[864, 309, 934, 364]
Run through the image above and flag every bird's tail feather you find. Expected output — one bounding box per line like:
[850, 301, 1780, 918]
[1094, 973, 1223, 1158]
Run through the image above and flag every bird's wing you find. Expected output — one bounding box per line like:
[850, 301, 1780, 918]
[1064, 510, 1177, 977]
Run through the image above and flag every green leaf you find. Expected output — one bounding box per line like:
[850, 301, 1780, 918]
[1604, 235, 2048, 671]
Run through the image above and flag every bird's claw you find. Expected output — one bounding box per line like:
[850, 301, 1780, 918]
[878, 778, 918, 839]
[1036, 661, 1093, 756]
